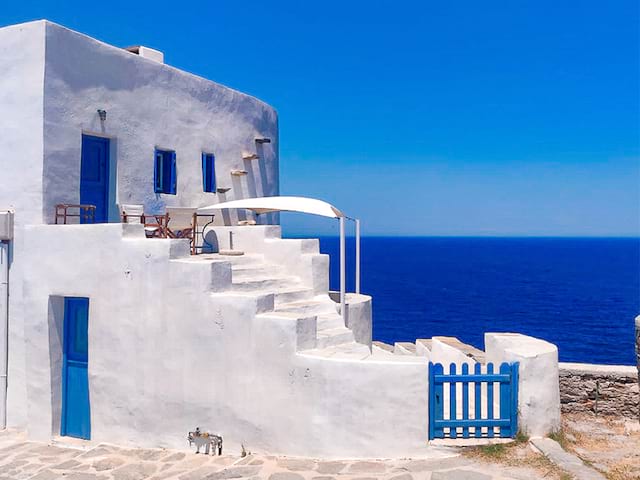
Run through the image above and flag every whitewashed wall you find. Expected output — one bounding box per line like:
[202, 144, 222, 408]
[42, 20, 279, 223]
[0, 21, 47, 428]
[0, 19, 280, 429]
[21, 224, 429, 458]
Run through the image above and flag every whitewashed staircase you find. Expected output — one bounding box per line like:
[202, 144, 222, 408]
[172, 242, 369, 358]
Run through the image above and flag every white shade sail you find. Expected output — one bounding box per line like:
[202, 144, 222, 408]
[198, 196, 345, 219]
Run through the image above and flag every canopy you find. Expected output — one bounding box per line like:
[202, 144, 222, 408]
[198, 196, 345, 219]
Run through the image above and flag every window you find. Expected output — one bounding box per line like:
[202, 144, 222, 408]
[154, 149, 176, 194]
[202, 152, 216, 193]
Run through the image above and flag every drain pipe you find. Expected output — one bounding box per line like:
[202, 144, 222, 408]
[0, 240, 8, 429]
[0, 209, 12, 430]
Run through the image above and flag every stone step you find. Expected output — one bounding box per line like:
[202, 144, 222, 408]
[232, 275, 300, 292]
[298, 341, 371, 360]
[394, 342, 417, 355]
[275, 298, 338, 316]
[231, 263, 285, 279]
[273, 287, 315, 305]
[316, 313, 344, 331]
[316, 327, 355, 349]
[196, 253, 265, 265]
[433, 336, 485, 363]
[372, 341, 394, 353]
[416, 338, 432, 357]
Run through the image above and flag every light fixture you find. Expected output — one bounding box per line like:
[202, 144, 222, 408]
[97, 109, 107, 121]
[255, 137, 271, 144]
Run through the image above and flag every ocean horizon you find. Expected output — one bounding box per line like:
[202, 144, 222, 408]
[294, 235, 640, 366]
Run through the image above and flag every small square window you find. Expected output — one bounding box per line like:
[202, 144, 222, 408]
[202, 152, 216, 193]
[154, 149, 176, 194]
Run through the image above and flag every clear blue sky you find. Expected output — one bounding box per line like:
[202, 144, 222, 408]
[3, 1, 639, 236]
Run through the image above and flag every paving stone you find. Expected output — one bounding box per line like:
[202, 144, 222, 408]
[348, 461, 388, 474]
[52, 459, 82, 469]
[64, 474, 109, 480]
[93, 456, 126, 471]
[235, 455, 255, 465]
[311, 476, 336, 480]
[162, 452, 186, 462]
[111, 462, 159, 480]
[249, 459, 264, 465]
[431, 470, 491, 480]
[122, 448, 168, 461]
[276, 458, 317, 471]
[204, 466, 262, 479]
[350, 477, 379, 480]
[268, 473, 305, 480]
[26, 470, 60, 480]
[530, 438, 606, 480]
[403, 458, 472, 472]
[389, 474, 414, 480]
[178, 466, 223, 480]
[316, 461, 346, 474]
[78, 447, 113, 459]
[0, 460, 27, 473]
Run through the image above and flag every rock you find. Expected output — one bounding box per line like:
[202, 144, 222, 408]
[531, 437, 606, 480]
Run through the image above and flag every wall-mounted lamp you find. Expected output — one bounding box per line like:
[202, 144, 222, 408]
[97, 109, 107, 121]
[255, 137, 271, 144]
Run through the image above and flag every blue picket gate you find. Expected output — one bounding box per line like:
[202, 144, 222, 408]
[428, 362, 519, 440]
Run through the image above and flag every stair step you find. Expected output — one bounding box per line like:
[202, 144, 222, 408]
[273, 287, 314, 305]
[232, 275, 300, 292]
[372, 341, 394, 353]
[316, 327, 355, 349]
[299, 342, 371, 360]
[433, 336, 486, 363]
[276, 298, 338, 316]
[394, 342, 416, 355]
[232, 263, 284, 279]
[197, 253, 265, 265]
[316, 313, 344, 331]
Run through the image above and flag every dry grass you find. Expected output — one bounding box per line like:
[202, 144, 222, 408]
[560, 413, 640, 480]
[463, 433, 568, 479]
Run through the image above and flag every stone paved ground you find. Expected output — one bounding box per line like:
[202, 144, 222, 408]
[0, 430, 555, 480]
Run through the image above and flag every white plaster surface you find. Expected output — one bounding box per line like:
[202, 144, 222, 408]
[485, 333, 561, 437]
[0, 19, 280, 432]
[18, 224, 429, 458]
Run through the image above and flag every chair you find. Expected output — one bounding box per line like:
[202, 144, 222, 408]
[121, 204, 168, 238]
[166, 207, 215, 255]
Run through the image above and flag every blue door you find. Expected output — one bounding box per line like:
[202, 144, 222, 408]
[62, 297, 91, 439]
[80, 135, 110, 223]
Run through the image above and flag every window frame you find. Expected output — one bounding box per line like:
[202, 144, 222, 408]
[154, 149, 177, 195]
[201, 152, 216, 193]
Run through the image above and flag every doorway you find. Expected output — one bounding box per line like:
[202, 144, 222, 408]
[80, 135, 110, 223]
[61, 297, 91, 439]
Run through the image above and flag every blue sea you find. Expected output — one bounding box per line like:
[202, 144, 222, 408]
[315, 237, 639, 366]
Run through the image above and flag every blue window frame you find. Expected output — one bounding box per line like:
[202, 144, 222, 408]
[202, 152, 216, 193]
[154, 149, 177, 194]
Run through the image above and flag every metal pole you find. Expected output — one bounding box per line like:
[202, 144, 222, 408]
[355, 219, 361, 295]
[0, 242, 8, 429]
[339, 216, 346, 324]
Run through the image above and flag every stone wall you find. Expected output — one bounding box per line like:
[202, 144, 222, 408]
[559, 362, 639, 418]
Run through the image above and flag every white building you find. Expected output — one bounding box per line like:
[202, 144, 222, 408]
[0, 20, 560, 458]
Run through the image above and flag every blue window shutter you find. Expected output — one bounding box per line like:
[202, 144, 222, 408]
[154, 150, 162, 193]
[209, 154, 216, 192]
[201, 153, 208, 192]
[169, 151, 177, 194]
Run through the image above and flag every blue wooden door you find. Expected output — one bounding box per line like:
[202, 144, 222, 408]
[80, 135, 109, 223]
[62, 297, 91, 439]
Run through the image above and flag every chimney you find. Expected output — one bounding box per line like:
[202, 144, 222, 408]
[124, 45, 164, 64]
